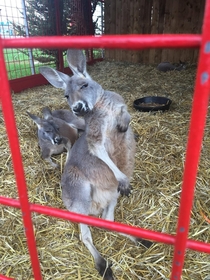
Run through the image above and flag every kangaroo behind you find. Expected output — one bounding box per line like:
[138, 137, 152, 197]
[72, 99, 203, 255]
[40, 49, 152, 279]
[157, 61, 186, 72]
[49, 108, 85, 132]
[27, 108, 82, 168]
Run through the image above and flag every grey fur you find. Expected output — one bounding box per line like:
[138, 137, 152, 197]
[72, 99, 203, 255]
[43, 106, 85, 132]
[40, 49, 151, 279]
[157, 61, 186, 72]
[27, 109, 82, 168]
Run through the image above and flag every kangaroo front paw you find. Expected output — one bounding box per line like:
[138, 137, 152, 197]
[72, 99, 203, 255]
[117, 179, 132, 196]
[117, 123, 128, 133]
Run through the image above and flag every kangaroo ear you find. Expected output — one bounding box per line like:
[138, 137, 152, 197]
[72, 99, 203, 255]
[67, 49, 91, 79]
[40, 67, 70, 89]
[27, 111, 42, 128]
[42, 106, 52, 120]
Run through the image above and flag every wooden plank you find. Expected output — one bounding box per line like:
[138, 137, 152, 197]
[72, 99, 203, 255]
[132, 0, 141, 62]
[156, 0, 167, 63]
[161, 0, 173, 62]
[151, 0, 159, 34]
[104, 0, 111, 59]
[115, 0, 122, 60]
[139, 0, 145, 62]
[172, 0, 200, 64]
[176, 0, 191, 63]
[192, 0, 205, 63]
[121, 0, 130, 61]
[128, 0, 135, 62]
[142, 0, 153, 63]
[108, 0, 117, 60]
[104, 0, 111, 34]
[149, 0, 166, 63]
[158, 0, 166, 33]
[149, 0, 159, 63]
[170, 0, 183, 63]
[161, 0, 204, 64]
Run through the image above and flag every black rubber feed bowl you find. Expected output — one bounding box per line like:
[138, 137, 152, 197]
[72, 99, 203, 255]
[133, 96, 172, 112]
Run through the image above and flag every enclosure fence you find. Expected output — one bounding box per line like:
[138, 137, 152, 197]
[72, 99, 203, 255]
[1, 0, 210, 279]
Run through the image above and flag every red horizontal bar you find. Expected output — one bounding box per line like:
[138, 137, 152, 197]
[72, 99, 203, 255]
[30, 206, 175, 245]
[1, 196, 210, 254]
[0, 275, 14, 280]
[0, 196, 174, 244]
[2, 34, 201, 50]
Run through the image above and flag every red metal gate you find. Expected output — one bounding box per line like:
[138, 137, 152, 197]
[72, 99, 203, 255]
[1, 0, 210, 280]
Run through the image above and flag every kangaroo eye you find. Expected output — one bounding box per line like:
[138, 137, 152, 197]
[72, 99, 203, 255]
[80, 83, 88, 90]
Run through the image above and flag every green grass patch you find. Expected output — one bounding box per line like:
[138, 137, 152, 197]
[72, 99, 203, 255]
[4, 49, 32, 79]
[3, 49, 56, 80]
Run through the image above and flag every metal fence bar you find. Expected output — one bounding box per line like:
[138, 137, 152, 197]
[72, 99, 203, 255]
[0, 37, 42, 280]
[1, 195, 210, 255]
[0, 275, 14, 280]
[170, 0, 210, 279]
[0, 1, 210, 279]
[2, 34, 201, 49]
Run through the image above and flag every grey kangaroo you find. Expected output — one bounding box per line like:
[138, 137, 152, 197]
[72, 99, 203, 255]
[157, 60, 186, 72]
[39, 49, 152, 279]
[27, 107, 84, 168]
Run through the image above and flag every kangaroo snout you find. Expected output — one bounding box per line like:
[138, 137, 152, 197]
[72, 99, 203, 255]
[54, 135, 62, 145]
[73, 101, 89, 116]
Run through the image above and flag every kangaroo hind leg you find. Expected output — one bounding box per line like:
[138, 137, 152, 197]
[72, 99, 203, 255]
[62, 179, 114, 279]
[80, 224, 114, 280]
[101, 198, 118, 221]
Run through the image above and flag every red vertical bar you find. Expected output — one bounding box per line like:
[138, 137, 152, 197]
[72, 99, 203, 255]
[0, 37, 42, 280]
[171, 0, 210, 279]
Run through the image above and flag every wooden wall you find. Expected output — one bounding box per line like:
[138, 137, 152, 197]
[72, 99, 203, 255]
[104, 0, 205, 64]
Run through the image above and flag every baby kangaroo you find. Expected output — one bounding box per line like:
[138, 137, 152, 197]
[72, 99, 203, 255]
[27, 108, 84, 168]
[40, 49, 152, 279]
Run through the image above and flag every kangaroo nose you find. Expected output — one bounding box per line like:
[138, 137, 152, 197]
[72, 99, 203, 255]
[73, 102, 83, 113]
[54, 136, 62, 145]
[73, 102, 89, 116]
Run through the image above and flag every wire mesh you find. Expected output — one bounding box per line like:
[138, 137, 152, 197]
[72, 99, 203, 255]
[0, 0, 103, 82]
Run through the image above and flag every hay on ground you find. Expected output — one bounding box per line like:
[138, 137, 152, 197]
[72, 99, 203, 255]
[0, 61, 210, 280]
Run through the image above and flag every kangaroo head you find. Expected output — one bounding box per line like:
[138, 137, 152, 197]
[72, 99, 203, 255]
[27, 112, 62, 144]
[39, 49, 103, 117]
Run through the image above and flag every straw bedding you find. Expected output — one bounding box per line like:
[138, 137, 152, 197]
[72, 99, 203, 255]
[0, 60, 210, 280]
